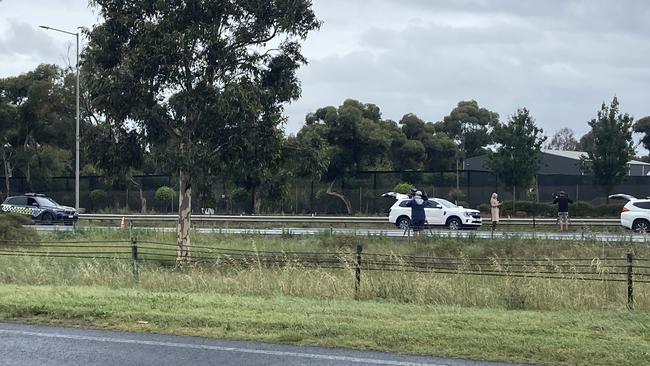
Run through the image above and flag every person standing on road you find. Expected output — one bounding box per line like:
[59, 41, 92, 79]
[553, 191, 573, 232]
[405, 190, 428, 236]
[490, 192, 502, 231]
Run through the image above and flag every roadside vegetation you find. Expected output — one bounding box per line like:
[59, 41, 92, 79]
[2, 229, 649, 365]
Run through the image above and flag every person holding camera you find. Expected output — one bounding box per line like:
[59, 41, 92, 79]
[553, 191, 573, 232]
[405, 189, 428, 235]
[490, 192, 502, 231]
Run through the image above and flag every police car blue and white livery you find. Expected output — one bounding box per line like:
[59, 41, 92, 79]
[1, 193, 78, 225]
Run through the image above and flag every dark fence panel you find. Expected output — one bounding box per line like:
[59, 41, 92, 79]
[2, 171, 649, 215]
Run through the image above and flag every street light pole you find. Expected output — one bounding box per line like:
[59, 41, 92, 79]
[40, 25, 80, 210]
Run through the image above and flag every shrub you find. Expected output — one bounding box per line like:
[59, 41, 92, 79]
[500, 201, 555, 217]
[447, 188, 466, 203]
[570, 201, 593, 217]
[89, 189, 108, 210]
[594, 204, 624, 217]
[392, 182, 414, 194]
[154, 186, 175, 202]
[477, 203, 491, 214]
[0, 213, 39, 242]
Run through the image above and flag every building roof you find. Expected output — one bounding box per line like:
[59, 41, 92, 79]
[542, 149, 650, 166]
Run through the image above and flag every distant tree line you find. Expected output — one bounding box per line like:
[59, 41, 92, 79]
[1, 66, 648, 213]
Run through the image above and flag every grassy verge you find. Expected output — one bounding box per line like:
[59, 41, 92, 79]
[0, 284, 648, 366]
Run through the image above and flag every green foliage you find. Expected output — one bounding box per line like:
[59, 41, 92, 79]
[230, 187, 249, 206]
[495, 201, 623, 218]
[499, 201, 555, 217]
[545, 127, 579, 151]
[154, 186, 175, 202]
[0, 213, 38, 241]
[487, 108, 546, 193]
[584, 97, 635, 196]
[89, 189, 108, 210]
[476, 203, 491, 213]
[633, 116, 650, 155]
[447, 188, 466, 203]
[396, 113, 457, 171]
[437, 100, 499, 158]
[392, 182, 414, 194]
[0, 64, 76, 190]
[84, 0, 321, 218]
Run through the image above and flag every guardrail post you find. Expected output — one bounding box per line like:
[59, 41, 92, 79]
[131, 235, 139, 285]
[627, 252, 634, 310]
[354, 244, 363, 299]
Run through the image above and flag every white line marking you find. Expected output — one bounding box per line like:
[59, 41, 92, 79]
[0, 328, 446, 366]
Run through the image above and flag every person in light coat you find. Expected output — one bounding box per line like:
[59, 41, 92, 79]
[490, 192, 502, 231]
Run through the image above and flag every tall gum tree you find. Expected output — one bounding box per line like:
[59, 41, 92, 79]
[84, 0, 320, 261]
[584, 97, 635, 200]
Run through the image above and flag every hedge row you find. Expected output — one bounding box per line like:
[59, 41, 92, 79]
[475, 201, 624, 218]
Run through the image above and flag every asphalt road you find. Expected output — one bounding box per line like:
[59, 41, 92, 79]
[31, 224, 649, 242]
[0, 323, 530, 366]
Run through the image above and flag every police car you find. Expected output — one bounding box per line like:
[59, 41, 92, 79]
[1, 193, 78, 225]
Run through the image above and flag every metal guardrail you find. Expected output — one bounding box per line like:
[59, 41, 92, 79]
[78, 214, 621, 227]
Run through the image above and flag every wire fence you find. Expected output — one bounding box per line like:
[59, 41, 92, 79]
[1, 238, 648, 309]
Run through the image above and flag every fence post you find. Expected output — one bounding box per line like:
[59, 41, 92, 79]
[354, 244, 363, 299]
[131, 235, 139, 285]
[627, 252, 634, 310]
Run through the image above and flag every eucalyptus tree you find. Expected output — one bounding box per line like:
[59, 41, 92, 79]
[0, 64, 75, 193]
[84, 0, 320, 260]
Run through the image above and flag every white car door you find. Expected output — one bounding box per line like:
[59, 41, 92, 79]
[424, 200, 445, 225]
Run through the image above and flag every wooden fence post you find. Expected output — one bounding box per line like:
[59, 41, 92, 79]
[627, 252, 634, 310]
[355, 244, 363, 299]
[131, 235, 139, 285]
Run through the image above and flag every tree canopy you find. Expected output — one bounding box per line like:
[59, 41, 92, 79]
[584, 97, 635, 197]
[487, 108, 546, 196]
[84, 0, 320, 259]
[0, 64, 75, 193]
[436, 100, 498, 159]
[545, 127, 579, 151]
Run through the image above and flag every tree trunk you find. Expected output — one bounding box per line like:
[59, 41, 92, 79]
[254, 188, 262, 214]
[139, 186, 147, 214]
[177, 170, 192, 262]
[25, 164, 32, 192]
[1, 145, 11, 196]
[326, 180, 353, 215]
[129, 177, 147, 214]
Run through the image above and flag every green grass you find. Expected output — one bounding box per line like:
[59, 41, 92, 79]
[2, 230, 650, 364]
[0, 284, 648, 366]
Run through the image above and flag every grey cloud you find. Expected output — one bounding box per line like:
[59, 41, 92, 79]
[0, 20, 61, 59]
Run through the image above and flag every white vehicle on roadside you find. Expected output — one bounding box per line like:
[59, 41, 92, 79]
[382, 192, 482, 230]
[609, 194, 650, 233]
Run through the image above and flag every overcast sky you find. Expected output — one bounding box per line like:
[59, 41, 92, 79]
[1, 0, 649, 151]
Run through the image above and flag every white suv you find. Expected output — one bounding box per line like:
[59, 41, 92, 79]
[383, 192, 482, 230]
[609, 194, 650, 233]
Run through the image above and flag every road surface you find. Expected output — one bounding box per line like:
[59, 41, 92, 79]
[30, 224, 649, 242]
[0, 323, 531, 366]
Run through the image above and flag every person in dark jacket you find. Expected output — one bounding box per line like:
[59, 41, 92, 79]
[405, 190, 428, 235]
[552, 191, 573, 232]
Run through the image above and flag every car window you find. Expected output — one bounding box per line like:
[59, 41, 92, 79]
[27, 197, 38, 206]
[8, 197, 27, 205]
[424, 201, 440, 208]
[35, 197, 58, 206]
[436, 199, 457, 208]
[633, 202, 650, 210]
[398, 200, 409, 207]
